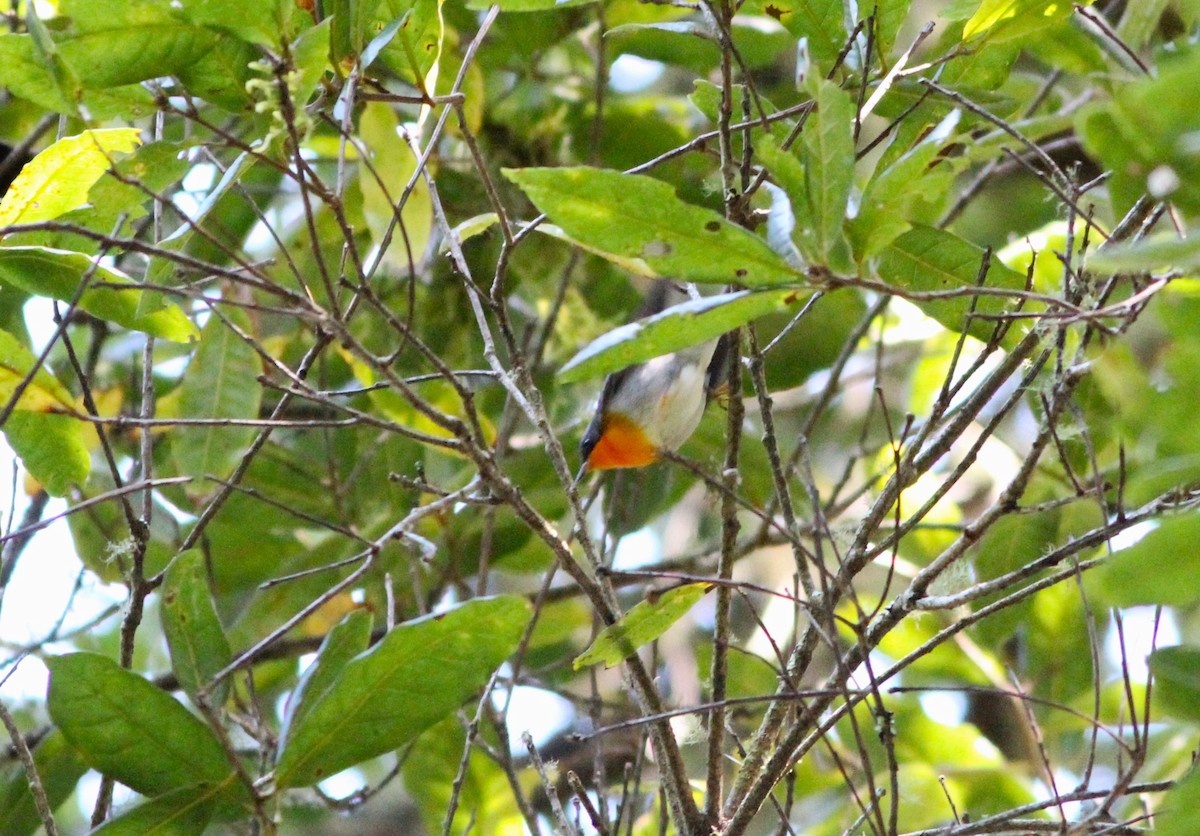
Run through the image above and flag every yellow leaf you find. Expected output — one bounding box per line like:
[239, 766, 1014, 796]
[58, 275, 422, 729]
[300, 594, 367, 637]
[0, 329, 76, 413]
[0, 129, 142, 228]
[77, 388, 125, 452]
[963, 0, 1020, 38]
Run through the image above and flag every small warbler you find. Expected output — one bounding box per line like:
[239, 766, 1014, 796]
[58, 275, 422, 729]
[579, 283, 730, 471]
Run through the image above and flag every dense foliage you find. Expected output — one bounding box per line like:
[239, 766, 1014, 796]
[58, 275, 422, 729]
[1, 0, 1200, 833]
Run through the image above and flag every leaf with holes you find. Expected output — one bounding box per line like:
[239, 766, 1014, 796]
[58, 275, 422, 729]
[505, 167, 804, 287]
[161, 549, 233, 707]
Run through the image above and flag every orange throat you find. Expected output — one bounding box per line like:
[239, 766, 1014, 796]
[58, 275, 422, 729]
[588, 413, 658, 470]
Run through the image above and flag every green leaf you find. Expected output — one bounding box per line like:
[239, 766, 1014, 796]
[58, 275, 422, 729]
[4, 412, 90, 497]
[937, 36, 1019, 92]
[559, 288, 806, 383]
[330, 0, 385, 60]
[51, 1, 220, 89]
[403, 715, 520, 835]
[741, 0, 844, 66]
[754, 135, 817, 263]
[90, 783, 218, 836]
[963, 0, 1090, 41]
[1150, 645, 1200, 723]
[0, 282, 28, 341]
[361, 13, 408, 71]
[972, 504, 1061, 588]
[0, 731, 88, 836]
[369, 0, 443, 89]
[0, 35, 68, 114]
[46, 653, 236, 798]
[574, 583, 710, 669]
[359, 100, 434, 274]
[758, 82, 885, 269]
[1027, 581, 1092, 704]
[874, 0, 912, 55]
[504, 167, 804, 287]
[996, 220, 1087, 294]
[689, 81, 789, 143]
[278, 608, 374, 747]
[876, 225, 1030, 346]
[1094, 513, 1200, 607]
[0, 247, 198, 342]
[446, 212, 500, 248]
[1157, 769, 1200, 836]
[522, 222, 658, 278]
[850, 110, 961, 260]
[161, 549, 234, 707]
[290, 17, 331, 106]
[1116, 0, 1171, 51]
[1077, 49, 1200, 218]
[1086, 234, 1200, 274]
[755, 290, 868, 392]
[0, 129, 141, 227]
[964, 0, 1026, 37]
[0, 1, 256, 115]
[607, 19, 791, 74]
[467, 0, 593, 10]
[0, 329, 91, 495]
[24, 7, 82, 117]
[1023, 18, 1107, 75]
[274, 596, 531, 788]
[174, 37, 258, 112]
[176, 0, 288, 47]
[0, 30, 155, 118]
[802, 79, 855, 269]
[604, 23, 715, 76]
[173, 308, 263, 498]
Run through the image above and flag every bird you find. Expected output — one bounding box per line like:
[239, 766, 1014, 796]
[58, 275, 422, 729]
[579, 282, 731, 472]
